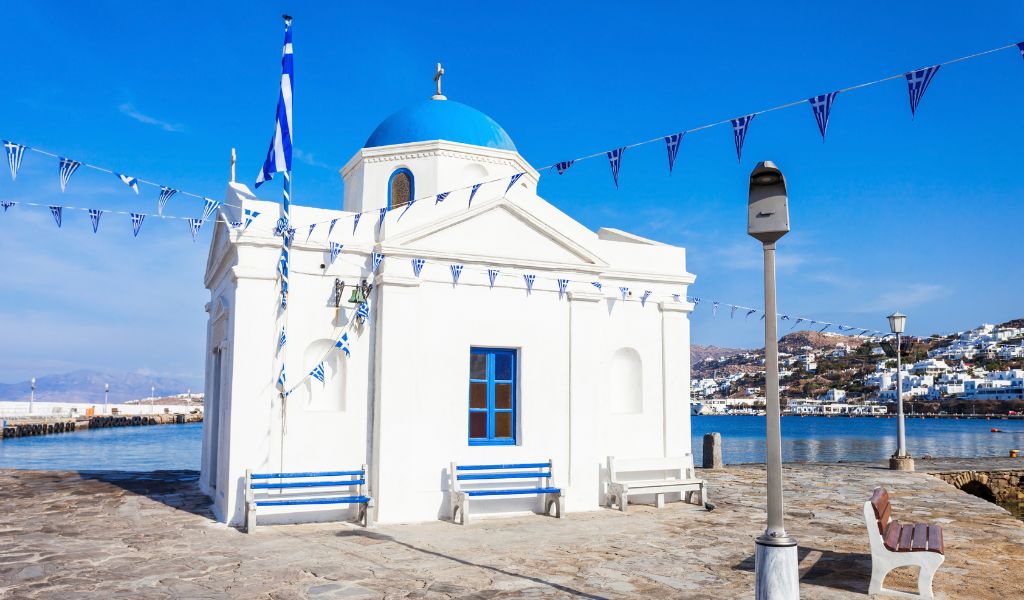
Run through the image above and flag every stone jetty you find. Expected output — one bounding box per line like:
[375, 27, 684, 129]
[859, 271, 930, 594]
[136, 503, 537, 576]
[1, 412, 201, 440]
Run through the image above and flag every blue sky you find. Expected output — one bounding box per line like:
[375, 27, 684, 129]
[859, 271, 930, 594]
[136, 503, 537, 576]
[2, 2, 1023, 384]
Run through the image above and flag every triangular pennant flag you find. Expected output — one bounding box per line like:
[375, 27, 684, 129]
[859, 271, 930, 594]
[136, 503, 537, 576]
[49, 205, 62, 228]
[356, 302, 370, 323]
[712, 301, 720, 317]
[398, 198, 416, 221]
[746, 309, 756, 320]
[435, 192, 449, 204]
[115, 173, 139, 194]
[591, 281, 603, 291]
[336, 332, 351, 357]
[524, 273, 536, 293]
[791, 318, 804, 329]
[243, 209, 260, 231]
[188, 218, 204, 241]
[505, 172, 524, 194]
[760, 313, 766, 321]
[731, 115, 754, 163]
[371, 252, 384, 273]
[311, 362, 325, 383]
[377, 207, 387, 230]
[905, 65, 940, 117]
[330, 242, 343, 264]
[809, 92, 838, 141]
[468, 183, 482, 208]
[328, 218, 338, 238]
[554, 160, 574, 175]
[277, 365, 287, 389]
[664, 133, 684, 173]
[450, 263, 464, 284]
[130, 212, 145, 237]
[229, 220, 244, 228]
[201, 198, 221, 223]
[730, 305, 738, 319]
[158, 187, 177, 215]
[557, 278, 569, 298]
[488, 268, 499, 288]
[58, 158, 81, 192]
[691, 297, 701, 308]
[1017, 42, 1024, 61]
[672, 294, 681, 302]
[1, 201, 14, 212]
[3, 141, 26, 181]
[306, 223, 316, 241]
[819, 323, 830, 333]
[278, 328, 287, 353]
[412, 258, 426, 277]
[781, 315, 790, 321]
[607, 147, 625, 188]
[640, 290, 652, 306]
[619, 286, 629, 300]
[88, 209, 102, 233]
[352, 212, 362, 234]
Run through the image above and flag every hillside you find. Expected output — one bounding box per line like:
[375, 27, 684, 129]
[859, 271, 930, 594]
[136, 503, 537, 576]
[691, 344, 747, 365]
[0, 370, 201, 404]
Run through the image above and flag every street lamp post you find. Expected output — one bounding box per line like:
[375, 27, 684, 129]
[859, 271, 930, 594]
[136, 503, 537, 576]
[104, 383, 110, 415]
[30, 377, 36, 416]
[748, 161, 799, 599]
[888, 311, 914, 471]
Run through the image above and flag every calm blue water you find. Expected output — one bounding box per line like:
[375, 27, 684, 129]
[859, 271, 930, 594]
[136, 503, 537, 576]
[1, 417, 1022, 471]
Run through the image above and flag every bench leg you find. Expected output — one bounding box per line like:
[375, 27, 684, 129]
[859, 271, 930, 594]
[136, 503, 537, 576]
[917, 554, 943, 599]
[245, 502, 256, 534]
[360, 502, 375, 528]
[701, 480, 710, 509]
[546, 494, 565, 519]
[619, 491, 629, 513]
[453, 493, 469, 526]
[655, 493, 665, 509]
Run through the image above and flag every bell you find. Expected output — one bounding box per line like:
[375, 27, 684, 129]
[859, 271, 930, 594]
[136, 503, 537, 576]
[347, 287, 366, 304]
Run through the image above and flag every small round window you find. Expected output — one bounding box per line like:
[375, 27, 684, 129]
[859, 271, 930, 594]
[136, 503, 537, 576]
[389, 169, 413, 209]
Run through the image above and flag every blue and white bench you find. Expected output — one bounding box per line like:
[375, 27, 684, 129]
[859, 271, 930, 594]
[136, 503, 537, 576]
[449, 459, 565, 525]
[244, 465, 373, 532]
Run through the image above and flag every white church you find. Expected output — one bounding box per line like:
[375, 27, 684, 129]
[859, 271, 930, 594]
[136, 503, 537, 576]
[201, 72, 697, 527]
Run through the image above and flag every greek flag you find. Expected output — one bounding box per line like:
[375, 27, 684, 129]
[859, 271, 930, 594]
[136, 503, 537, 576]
[88, 209, 102, 233]
[306, 223, 316, 241]
[201, 198, 221, 223]
[641, 290, 652, 306]
[731, 115, 754, 163]
[591, 281, 602, 291]
[377, 207, 387, 230]
[557, 278, 569, 297]
[468, 183, 482, 208]
[188, 218, 203, 241]
[809, 92, 838, 141]
[664, 133, 684, 173]
[412, 258, 426, 277]
[690, 297, 701, 308]
[713, 301, 720, 317]
[554, 160, 574, 175]
[49, 205, 62, 228]
[619, 286, 629, 300]
[524, 273, 536, 293]
[278, 328, 287, 353]
[3, 141, 26, 181]
[243, 209, 260, 231]
[328, 218, 338, 238]
[450, 263, 464, 284]
[435, 192, 450, 204]
[1018, 42, 1024, 61]
[356, 301, 370, 322]
[1, 201, 14, 212]
[352, 212, 361, 234]
[255, 17, 294, 188]
[157, 187, 176, 215]
[781, 315, 790, 321]
[58, 158, 80, 192]
[131, 212, 145, 237]
[505, 172, 524, 194]
[112, 173, 139, 194]
[371, 252, 384, 273]
[329, 242, 343, 264]
[336, 332, 351, 357]
[607, 147, 625, 188]
[398, 198, 416, 221]
[277, 365, 287, 389]
[229, 220, 244, 228]
[310, 362, 325, 383]
[488, 268, 499, 287]
[905, 65, 940, 117]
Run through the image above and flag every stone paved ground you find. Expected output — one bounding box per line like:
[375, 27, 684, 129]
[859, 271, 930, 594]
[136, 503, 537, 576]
[0, 463, 1021, 599]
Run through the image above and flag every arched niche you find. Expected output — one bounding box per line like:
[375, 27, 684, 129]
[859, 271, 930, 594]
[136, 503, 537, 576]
[608, 347, 643, 414]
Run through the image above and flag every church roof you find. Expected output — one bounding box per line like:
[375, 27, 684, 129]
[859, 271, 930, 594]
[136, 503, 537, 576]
[364, 98, 516, 151]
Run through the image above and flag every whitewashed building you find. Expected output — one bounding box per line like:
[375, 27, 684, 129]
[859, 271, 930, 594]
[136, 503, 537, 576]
[200, 87, 696, 526]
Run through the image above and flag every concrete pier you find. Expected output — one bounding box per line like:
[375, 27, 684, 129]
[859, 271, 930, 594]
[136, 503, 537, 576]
[1, 413, 201, 440]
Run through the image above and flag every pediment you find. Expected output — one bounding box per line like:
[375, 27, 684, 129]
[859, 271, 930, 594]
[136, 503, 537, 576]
[383, 198, 606, 268]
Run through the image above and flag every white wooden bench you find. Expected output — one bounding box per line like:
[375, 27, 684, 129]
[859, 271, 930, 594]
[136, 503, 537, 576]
[449, 460, 564, 525]
[606, 455, 709, 512]
[244, 466, 373, 532]
[864, 487, 945, 599]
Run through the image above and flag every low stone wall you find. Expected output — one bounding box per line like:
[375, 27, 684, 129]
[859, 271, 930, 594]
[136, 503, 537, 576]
[934, 469, 1024, 517]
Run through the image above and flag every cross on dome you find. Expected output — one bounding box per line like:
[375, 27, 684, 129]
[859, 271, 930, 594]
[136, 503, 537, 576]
[433, 63, 446, 100]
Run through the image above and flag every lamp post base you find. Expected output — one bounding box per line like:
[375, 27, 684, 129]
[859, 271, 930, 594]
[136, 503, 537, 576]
[889, 455, 915, 472]
[754, 536, 799, 600]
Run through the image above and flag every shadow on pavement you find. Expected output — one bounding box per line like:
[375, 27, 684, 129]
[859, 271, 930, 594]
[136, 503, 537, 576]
[76, 469, 214, 519]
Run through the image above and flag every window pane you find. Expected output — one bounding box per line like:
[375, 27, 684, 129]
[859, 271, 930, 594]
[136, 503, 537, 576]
[494, 412, 512, 439]
[494, 353, 513, 380]
[469, 411, 487, 439]
[470, 354, 487, 380]
[469, 383, 487, 409]
[495, 383, 512, 409]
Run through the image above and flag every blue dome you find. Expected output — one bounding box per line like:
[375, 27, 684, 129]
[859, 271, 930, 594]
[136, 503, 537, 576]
[364, 99, 516, 151]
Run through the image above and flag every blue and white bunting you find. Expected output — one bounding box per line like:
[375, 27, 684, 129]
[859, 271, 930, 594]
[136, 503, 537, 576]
[619, 286, 629, 300]
[450, 263, 463, 284]
[130, 212, 145, 237]
[505, 172, 524, 194]
[792, 317, 805, 329]
[905, 65, 940, 117]
[713, 301, 720, 317]
[398, 198, 416, 221]
[305, 223, 316, 241]
[357, 300, 370, 323]
[819, 323, 830, 333]
[371, 252, 384, 273]
[277, 365, 287, 389]
[412, 258, 426, 277]
[1, 201, 14, 212]
[3, 141, 26, 181]
[336, 332, 351, 357]
[188, 218, 203, 241]
[672, 294, 681, 302]
[278, 328, 287, 353]
[524, 273, 536, 293]
[116, 173, 139, 194]
[157, 187, 176, 215]
[328, 218, 338, 238]
[329, 242, 343, 264]
[352, 212, 361, 234]
[242, 209, 260, 231]
[690, 297, 701, 308]
[377, 207, 387, 230]
[1018, 42, 1024, 62]
[201, 198, 221, 223]
[88, 209, 102, 233]
[58, 158, 80, 192]
[554, 160, 574, 175]
[809, 92, 838, 141]
[468, 183, 482, 208]
[746, 308, 756, 320]
[664, 132, 684, 173]
[731, 115, 754, 163]
[435, 192, 450, 204]
[607, 147, 625, 188]
[730, 305, 738, 319]
[641, 290, 652, 306]
[591, 281, 603, 291]
[557, 278, 569, 298]
[488, 268, 499, 288]
[49, 205, 62, 228]
[255, 16, 294, 188]
[310, 362, 325, 383]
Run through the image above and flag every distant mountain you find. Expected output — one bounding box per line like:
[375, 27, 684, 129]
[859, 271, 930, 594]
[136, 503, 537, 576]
[777, 330, 865, 354]
[691, 344, 748, 365]
[0, 370, 201, 404]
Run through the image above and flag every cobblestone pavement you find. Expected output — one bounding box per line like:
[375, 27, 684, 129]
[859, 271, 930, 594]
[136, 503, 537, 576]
[0, 462, 1021, 599]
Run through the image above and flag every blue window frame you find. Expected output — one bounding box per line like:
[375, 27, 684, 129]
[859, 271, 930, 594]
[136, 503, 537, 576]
[468, 348, 517, 445]
[387, 168, 414, 210]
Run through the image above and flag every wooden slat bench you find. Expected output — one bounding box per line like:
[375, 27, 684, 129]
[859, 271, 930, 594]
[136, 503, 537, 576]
[244, 465, 373, 532]
[449, 459, 564, 525]
[606, 455, 709, 512]
[864, 486, 945, 598]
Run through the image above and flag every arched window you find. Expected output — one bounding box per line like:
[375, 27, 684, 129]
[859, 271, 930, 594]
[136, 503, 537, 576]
[388, 168, 414, 210]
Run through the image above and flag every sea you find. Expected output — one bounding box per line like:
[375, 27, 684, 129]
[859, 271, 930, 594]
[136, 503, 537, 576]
[0, 417, 1021, 471]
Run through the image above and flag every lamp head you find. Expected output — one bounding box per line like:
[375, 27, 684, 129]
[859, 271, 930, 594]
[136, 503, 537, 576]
[888, 311, 907, 334]
[747, 161, 790, 244]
